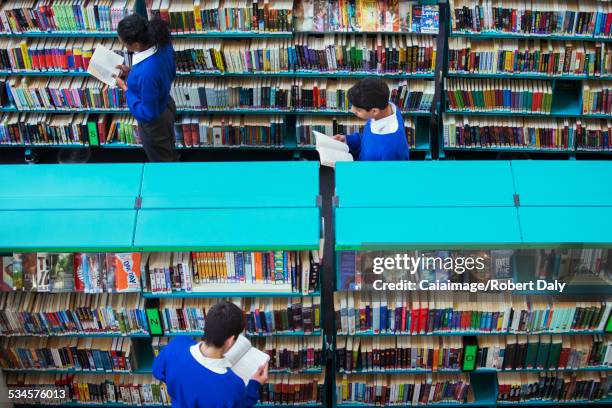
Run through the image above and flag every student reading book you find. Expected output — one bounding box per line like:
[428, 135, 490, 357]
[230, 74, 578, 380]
[314, 130, 354, 167]
[333, 78, 410, 161]
[152, 301, 268, 408]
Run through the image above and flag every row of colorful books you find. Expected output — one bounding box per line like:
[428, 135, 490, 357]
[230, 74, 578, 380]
[296, 115, 419, 147]
[142, 251, 320, 294]
[0, 253, 141, 293]
[6, 372, 324, 405]
[335, 334, 612, 373]
[157, 297, 321, 336]
[445, 78, 554, 113]
[450, 0, 612, 37]
[336, 372, 611, 405]
[334, 292, 612, 335]
[448, 38, 612, 77]
[443, 116, 612, 151]
[0, 0, 136, 33]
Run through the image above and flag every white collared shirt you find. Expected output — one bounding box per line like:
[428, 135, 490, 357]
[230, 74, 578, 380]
[189, 342, 232, 374]
[369, 103, 398, 135]
[132, 46, 158, 66]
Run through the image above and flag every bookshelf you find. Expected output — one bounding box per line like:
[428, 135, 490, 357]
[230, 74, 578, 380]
[0, 0, 440, 159]
[332, 161, 612, 407]
[440, 1, 612, 158]
[0, 161, 326, 407]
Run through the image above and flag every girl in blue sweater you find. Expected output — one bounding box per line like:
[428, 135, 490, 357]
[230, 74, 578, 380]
[333, 78, 410, 161]
[152, 301, 268, 408]
[114, 14, 179, 162]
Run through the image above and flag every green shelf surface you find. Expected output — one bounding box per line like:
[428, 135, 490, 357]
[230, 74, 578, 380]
[518, 207, 612, 246]
[335, 161, 514, 207]
[134, 208, 320, 251]
[511, 161, 612, 206]
[140, 162, 319, 209]
[142, 291, 321, 298]
[0, 163, 143, 210]
[335, 207, 521, 250]
[0, 210, 136, 252]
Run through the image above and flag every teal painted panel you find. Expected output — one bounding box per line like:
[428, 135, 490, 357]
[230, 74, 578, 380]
[0, 164, 142, 210]
[335, 207, 521, 249]
[512, 161, 612, 206]
[141, 162, 319, 208]
[519, 207, 612, 244]
[335, 161, 514, 207]
[0, 210, 136, 250]
[134, 208, 320, 249]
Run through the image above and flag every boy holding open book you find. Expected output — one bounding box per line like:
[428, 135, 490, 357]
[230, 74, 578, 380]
[333, 78, 410, 161]
[152, 301, 269, 408]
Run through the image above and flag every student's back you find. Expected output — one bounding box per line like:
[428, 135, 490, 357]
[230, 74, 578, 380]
[153, 336, 260, 408]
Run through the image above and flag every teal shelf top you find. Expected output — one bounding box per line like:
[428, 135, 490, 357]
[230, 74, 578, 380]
[12, 404, 322, 408]
[447, 72, 590, 80]
[0, 31, 117, 38]
[140, 162, 319, 209]
[339, 366, 612, 374]
[134, 207, 320, 250]
[335, 207, 521, 250]
[143, 291, 321, 298]
[449, 31, 611, 42]
[4, 332, 150, 338]
[444, 109, 593, 118]
[295, 30, 438, 35]
[0, 164, 143, 210]
[0, 70, 90, 77]
[497, 399, 612, 406]
[170, 31, 293, 38]
[518, 207, 612, 245]
[443, 146, 573, 154]
[511, 161, 612, 206]
[175, 71, 434, 78]
[339, 329, 603, 336]
[336, 402, 492, 407]
[335, 161, 515, 207]
[164, 330, 322, 337]
[0, 210, 136, 252]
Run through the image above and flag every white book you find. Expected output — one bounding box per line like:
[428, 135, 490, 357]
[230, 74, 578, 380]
[312, 130, 353, 168]
[224, 334, 270, 385]
[87, 44, 124, 86]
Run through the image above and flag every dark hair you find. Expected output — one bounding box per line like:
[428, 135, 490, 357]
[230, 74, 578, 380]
[347, 78, 390, 110]
[204, 301, 245, 348]
[118, 14, 171, 49]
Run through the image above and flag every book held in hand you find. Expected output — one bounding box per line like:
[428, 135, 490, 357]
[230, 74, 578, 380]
[224, 334, 271, 385]
[87, 44, 124, 86]
[313, 130, 353, 167]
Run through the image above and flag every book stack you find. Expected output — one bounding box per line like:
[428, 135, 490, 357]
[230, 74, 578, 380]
[336, 373, 472, 405]
[0, 292, 148, 336]
[334, 292, 612, 335]
[336, 336, 464, 373]
[0, 37, 127, 74]
[260, 373, 325, 404]
[173, 115, 286, 148]
[582, 81, 612, 114]
[476, 334, 612, 371]
[0, 253, 142, 293]
[576, 119, 612, 150]
[157, 296, 321, 336]
[5, 372, 170, 405]
[448, 38, 612, 77]
[497, 372, 612, 402]
[294, 0, 439, 33]
[142, 251, 320, 294]
[148, 0, 294, 33]
[445, 78, 553, 113]
[295, 115, 417, 147]
[443, 115, 576, 150]
[0, 0, 136, 33]
[0, 336, 136, 372]
[450, 0, 609, 36]
[5, 76, 126, 111]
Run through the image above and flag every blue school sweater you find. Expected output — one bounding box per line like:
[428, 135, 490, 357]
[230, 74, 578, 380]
[126, 44, 176, 123]
[346, 103, 410, 161]
[152, 336, 261, 408]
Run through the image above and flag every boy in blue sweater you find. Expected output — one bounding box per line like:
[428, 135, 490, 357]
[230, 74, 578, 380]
[152, 301, 268, 408]
[333, 78, 410, 161]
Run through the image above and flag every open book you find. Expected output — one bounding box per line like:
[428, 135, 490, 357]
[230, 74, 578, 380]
[224, 335, 270, 385]
[87, 44, 124, 86]
[313, 130, 354, 168]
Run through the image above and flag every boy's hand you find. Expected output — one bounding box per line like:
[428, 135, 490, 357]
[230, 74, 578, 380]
[333, 134, 346, 143]
[113, 75, 128, 91]
[251, 362, 269, 385]
[116, 64, 131, 79]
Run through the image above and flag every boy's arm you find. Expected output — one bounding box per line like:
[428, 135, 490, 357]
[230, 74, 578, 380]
[152, 340, 170, 382]
[245, 380, 261, 408]
[345, 130, 362, 153]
